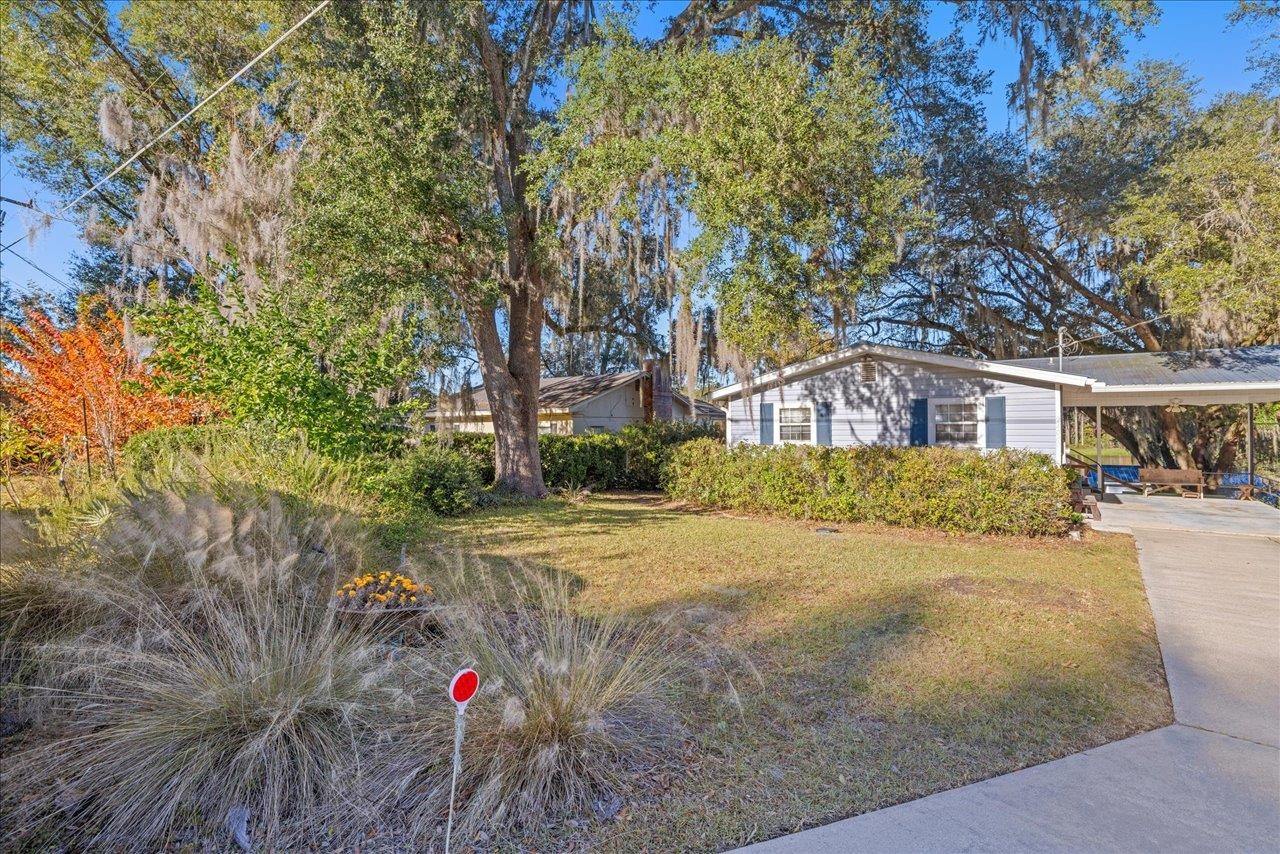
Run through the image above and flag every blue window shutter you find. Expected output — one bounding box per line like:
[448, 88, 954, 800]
[985, 395, 1006, 449]
[760, 402, 774, 445]
[816, 402, 833, 446]
[909, 398, 928, 446]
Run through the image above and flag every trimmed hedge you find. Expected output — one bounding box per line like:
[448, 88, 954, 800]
[420, 421, 721, 491]
[539, 433, 625, 489]
[664, 440, 1074, 536]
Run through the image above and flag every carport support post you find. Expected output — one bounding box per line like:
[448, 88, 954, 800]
[1246, 403, 1255, 484]
[1095, 405, 1103, 495]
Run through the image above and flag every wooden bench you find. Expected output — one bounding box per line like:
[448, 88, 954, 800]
[1069, 486, 1102, 520]
[1139, 468, 1205, 499]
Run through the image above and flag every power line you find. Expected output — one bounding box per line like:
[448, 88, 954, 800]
[0, 0, 331, 257]
[1050, 311, 1172, 354]
[0, 247, 72, 292]
[0, 196, 185, 296]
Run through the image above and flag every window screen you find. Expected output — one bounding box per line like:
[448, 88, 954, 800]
[779, 406, 812, 442]
[933, 402, 979, 444]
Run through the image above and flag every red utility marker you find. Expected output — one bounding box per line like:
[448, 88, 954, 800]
[449, 668, 479, 710]
[445, 667, 479, 854]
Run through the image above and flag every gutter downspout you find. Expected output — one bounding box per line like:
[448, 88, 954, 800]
[1054, 386, 1064, 465]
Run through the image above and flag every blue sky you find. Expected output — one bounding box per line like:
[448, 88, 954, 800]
[0, 0, 1267, 301]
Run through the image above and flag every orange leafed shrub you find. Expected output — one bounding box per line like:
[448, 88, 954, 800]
[1, 302, 205, 466]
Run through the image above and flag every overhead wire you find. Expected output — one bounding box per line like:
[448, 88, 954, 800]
[0, 0, 331, 258]
[1049, 311, 1173, 355]
[1, 247, 73, 293]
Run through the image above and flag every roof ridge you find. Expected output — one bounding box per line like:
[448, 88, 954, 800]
[996, 343, 1280, 364]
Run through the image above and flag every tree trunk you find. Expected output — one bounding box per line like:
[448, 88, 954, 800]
[1100, 412, 1149, 465]
[490, 372, 545, 495]
[466, 288, 549, 497]
[1157, 407, 1195, 469]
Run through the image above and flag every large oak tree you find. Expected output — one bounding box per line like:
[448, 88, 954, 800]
[4, 0, 1156, 494]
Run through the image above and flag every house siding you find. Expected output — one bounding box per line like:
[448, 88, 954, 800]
[571, 381, 645, 433]
[432, 414, 573, 435]
[726, 357, 1060, 459]
[428, 379, 722, 436]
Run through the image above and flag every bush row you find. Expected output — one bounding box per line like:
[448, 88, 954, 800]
[663, 440, 1074, 536]
[420, 420, 721, 492]
[122, 421, 723, 517]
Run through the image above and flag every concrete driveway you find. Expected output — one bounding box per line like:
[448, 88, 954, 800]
[1090, 492, 1279, 538]
[736, 505, 1280, 854]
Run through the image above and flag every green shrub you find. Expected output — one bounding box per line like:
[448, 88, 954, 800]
[540, 433, 626, 489]
[135, 284, 413, 459]
[375, 444, 481, 516]
[419, 421, 720, 493]
[664, 442, 1073, 536]
[419, 432, 496, 485]
[119, 423, 231, 474]
[1, 409, 54, 473]
[615, 421, 722, 489]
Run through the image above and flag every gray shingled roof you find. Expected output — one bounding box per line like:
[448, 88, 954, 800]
[429, 372, 726, 418]
[433, 372, 642, 415]
[673, 392, 726, 419]
[998, 345, 1280, 386]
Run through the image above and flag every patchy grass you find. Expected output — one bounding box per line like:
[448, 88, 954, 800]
[428, 493, 1171, 852]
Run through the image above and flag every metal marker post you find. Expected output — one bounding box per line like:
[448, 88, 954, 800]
[445, 668, 479, 854]
[81, 397, 92, 482]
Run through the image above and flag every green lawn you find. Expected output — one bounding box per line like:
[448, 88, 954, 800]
[1067, 443, 1137, 465]
[427, 494, 1172, 852]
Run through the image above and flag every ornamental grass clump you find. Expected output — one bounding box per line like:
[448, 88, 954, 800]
[381, 563, 684, 841]
[2, 489, 689, 849]
[7, 574, 395, 848]
[1, 490, 402, 849]
[122, 427, 378, 520]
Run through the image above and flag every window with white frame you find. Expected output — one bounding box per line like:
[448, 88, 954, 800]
[778, 406, 813, 442]
[931, 400, 980, 445]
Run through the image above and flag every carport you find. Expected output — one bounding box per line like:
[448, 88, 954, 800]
[1000, 346, 1280, 499]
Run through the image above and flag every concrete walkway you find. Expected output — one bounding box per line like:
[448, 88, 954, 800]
[737, 521, 1280, 854]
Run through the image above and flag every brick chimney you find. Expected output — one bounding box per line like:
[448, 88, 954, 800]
[652, 358, 672, 421]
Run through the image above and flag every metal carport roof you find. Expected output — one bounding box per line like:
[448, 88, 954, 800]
[999, 346, 1280, 388]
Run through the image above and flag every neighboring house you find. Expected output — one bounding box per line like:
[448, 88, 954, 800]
[427, 366, 725, 435]
[711, 342, 1280, 467]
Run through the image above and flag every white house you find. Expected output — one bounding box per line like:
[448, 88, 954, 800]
[710, 342, 1280, 476]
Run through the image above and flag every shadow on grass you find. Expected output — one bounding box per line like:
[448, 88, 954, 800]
[611, 577, 1172, 850]
[406, 494, 1172, 850]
